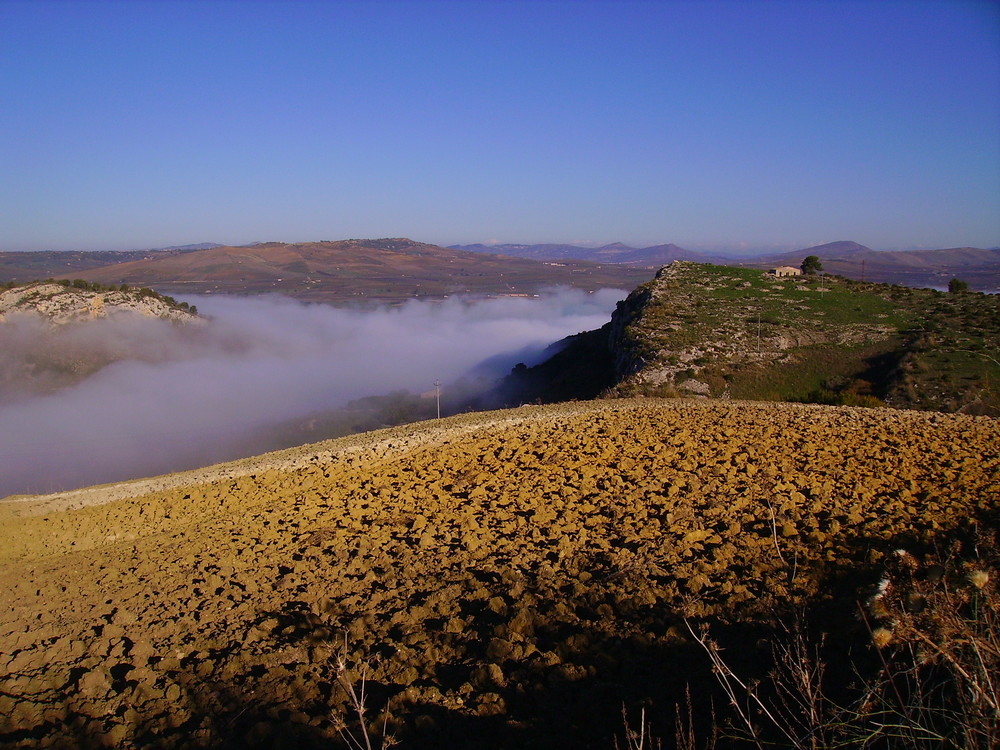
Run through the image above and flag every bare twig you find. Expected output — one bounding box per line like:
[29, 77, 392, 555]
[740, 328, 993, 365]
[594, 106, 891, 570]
[332, 637, 396, 750]
[764, 496, 788, 569]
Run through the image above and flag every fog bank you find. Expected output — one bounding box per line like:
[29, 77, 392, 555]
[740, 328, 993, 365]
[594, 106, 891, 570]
[0, 289, 623, 497]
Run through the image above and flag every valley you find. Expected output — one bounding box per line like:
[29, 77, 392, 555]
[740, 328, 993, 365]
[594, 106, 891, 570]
[0, 240, 653, 305]
[3, 238, 996, 306]
[6, 2, 997, 746]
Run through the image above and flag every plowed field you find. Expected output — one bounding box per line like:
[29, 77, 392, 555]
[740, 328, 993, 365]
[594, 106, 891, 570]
[1, 399, 997, 748]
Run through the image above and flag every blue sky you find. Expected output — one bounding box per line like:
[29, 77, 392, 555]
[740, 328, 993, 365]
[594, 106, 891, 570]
[2, 0, 998, 252]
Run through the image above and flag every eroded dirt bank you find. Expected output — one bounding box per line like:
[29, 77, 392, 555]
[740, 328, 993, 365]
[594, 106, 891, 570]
[1, 399, 997, 748]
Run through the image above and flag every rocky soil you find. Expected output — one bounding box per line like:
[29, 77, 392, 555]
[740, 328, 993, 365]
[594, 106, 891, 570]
[1, 399, 997, 748]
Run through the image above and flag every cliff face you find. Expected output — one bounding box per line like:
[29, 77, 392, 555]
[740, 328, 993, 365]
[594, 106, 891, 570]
[495, 261, 1000, 413]
[0, 282, 199, 327]
[0, 282, 202, 403]
[605, 277, 653, 380]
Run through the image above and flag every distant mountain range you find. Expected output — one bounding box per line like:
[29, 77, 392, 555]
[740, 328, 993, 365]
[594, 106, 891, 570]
[0, 239, 651, 303]
[450, 242, 729, 266]
[453, 240, 1000, 290]
[741, 241, 1000, 289]
[1, 238, 996, 298]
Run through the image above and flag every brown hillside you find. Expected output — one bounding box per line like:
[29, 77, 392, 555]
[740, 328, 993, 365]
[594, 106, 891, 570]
[64, 239, 652, 303]
[745, 245, 1000, 289]
[1, 399, 997, 748]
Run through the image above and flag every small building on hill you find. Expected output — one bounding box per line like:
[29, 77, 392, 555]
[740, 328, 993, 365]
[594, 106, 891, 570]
[768, 266, 802, 277]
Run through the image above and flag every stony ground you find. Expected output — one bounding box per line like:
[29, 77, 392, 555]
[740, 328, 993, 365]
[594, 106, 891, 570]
[1, 399, 997, 748]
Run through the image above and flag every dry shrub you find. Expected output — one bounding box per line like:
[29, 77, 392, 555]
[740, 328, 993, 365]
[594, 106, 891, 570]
[331, 642, 398, 750]
[615, 706, 664, 750]
[674, 527, 998, 749]
[858, 531, 998, 749]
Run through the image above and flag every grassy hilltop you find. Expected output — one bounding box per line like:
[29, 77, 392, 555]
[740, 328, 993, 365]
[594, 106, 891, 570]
[499, 262, 1000, 415]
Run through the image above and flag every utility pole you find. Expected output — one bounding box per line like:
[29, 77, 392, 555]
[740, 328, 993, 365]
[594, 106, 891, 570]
[757, 306, 762, 355]
[434, 380, 441, 419]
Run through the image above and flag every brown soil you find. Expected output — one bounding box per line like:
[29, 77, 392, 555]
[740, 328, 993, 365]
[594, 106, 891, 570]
[1, 399, 997, 748]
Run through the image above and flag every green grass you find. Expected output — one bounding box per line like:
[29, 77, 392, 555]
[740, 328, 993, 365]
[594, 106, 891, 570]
[722, 341, 900, 403]
[613, 263, 1000, 414]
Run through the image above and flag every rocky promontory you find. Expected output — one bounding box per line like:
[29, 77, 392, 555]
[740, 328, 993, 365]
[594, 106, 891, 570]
[0, 281, 202, 402]
[496, 262, 1000, 414]
[0, 282, 199, 327]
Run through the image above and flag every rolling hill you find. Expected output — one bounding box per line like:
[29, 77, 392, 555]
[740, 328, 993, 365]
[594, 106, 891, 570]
[742, 241, 1000, 289]
[43, 240, 652, 303]
[491, 262, 1000, 415]
[0, 249, 198, 282]
[453, 240, 1000, 291]
[4, 239, 996, 298]
[451, 241, 728, 266]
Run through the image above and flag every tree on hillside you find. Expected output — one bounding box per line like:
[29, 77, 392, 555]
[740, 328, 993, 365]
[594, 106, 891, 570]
[801, 255, 823, 275]
[948, 278, 968, 294]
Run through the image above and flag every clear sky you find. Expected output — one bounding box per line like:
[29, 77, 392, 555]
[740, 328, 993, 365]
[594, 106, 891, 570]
[2, 0, 998, 252]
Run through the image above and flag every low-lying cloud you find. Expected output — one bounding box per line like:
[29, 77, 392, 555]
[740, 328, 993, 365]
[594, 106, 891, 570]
[0, 288, 623, 497]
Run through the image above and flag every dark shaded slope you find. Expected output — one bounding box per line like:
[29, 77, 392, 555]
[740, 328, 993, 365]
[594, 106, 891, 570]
[484, 325, 617, 406]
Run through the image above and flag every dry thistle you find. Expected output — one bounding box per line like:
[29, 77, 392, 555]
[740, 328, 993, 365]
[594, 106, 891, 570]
[893, 548, 919, 570]
[870, 598, 892, 619]
[871, 627, 893, 648]
[968, 569, 990, 590]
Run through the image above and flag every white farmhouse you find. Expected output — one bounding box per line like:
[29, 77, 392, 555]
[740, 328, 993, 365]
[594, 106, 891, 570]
[768, 266, 802, 277]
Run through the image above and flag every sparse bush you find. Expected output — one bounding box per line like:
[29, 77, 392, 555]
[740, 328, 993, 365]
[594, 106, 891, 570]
[841, 393, 884, 408]
[859, 536, 999, 748]
[331, 643, 397, 750]
[680, 528, 999, 749]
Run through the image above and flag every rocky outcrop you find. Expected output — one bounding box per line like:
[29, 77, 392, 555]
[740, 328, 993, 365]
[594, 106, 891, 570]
[602, 261, 897, 396]
[0, 283, 203, 403]
[0, 283, 199, 327]
[496, 261, 998, 411]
